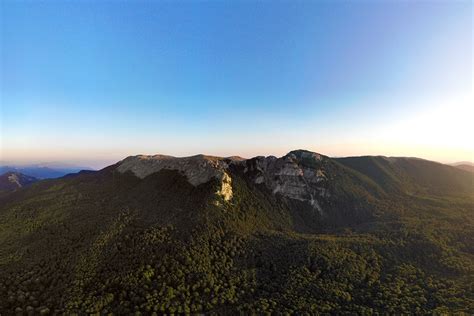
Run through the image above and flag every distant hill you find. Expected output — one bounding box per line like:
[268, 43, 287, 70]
[0, 164, 92, 179]
[450, 161, 474, 173]
[0, 171, 39, 192]
[335, 156, 473, 195]
[453, 164, 474, 173]
[0, 150, 473, 314]
[451, 161, 474, 166]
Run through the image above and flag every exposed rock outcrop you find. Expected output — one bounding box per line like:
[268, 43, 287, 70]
[117, 154, 234, 201]
[117, 150, 330, 210]
[217, 172, 233, 201]
[0, 172, 39, 192]
[242, 150, 329, 213]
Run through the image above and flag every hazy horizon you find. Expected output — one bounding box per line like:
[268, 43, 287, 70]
[1, 1, 473, 168]
[1, 148, 472, 171]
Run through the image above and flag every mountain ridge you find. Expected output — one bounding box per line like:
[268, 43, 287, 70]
[0, 149, 473, 314]
[452, 164, 474, 173]
[0, 165, 91, 179]
[117, 149, 473, 202]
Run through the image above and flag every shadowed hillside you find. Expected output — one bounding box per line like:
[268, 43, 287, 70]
[335, 156, 473, 195]
[0, 172, 38, 193]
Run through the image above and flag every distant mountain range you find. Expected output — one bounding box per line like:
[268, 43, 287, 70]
[451, 161, 474, 166]
[0, 164, 93, 179]
[450, 161, 474, 173]
[0, 150, 473, 314]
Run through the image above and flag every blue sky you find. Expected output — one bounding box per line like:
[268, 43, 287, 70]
[1, 1, 472, 168]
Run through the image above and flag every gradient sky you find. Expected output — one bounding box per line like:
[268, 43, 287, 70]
[1, 0, 472, 168]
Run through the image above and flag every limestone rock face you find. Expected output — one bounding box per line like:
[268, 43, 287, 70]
[117, 150, 330, 209]
[216, 171, 233, 202]
[117, 154, 234, 200]
[118, 154, 221, 185]
[242, 150, 329, 213]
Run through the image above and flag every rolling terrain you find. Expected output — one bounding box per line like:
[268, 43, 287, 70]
[0, 150, 473, 314]
[450, 162, 474, 173]
[0, 172, 38, 194]
[0, 165, 91, 180]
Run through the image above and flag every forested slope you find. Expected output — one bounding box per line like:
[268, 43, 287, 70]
[0, 152, 473, 314]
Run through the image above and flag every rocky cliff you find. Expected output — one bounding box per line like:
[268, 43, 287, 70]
[117, 150, 331, 212]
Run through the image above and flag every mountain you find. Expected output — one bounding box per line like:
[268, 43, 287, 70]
[450, 162, 474, 173]
[454, 164, 474, 173]
[451, 161, 474, 166]
[0, 150, 473, 314]
[335, 156, 473, 195]
[0, 164, 92, 179]
[0, 172, 39, 192]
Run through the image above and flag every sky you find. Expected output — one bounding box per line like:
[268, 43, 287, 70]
[1, 0, 472, 169]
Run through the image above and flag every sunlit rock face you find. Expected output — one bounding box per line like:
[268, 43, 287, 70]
[117, 150, 329, 209]
[216, 171, 233, 202]
[242, 150, 329, 213]
[117, 154, 234, 201]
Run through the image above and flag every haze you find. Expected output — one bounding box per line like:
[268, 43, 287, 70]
[1, 1, 472, 169]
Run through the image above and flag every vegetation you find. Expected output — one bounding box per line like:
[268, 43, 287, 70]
[0, 159, 473, 314]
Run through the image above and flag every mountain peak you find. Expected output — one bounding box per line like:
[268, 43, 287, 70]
[286, 149, 324, 161]
[117, 154, 233, 201]
[116, 150, 332, 205]
[287, 149, 322, 157]
[117, 154, 230, 185]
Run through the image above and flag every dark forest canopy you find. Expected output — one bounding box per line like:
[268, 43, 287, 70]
[0, 152, 473, 314]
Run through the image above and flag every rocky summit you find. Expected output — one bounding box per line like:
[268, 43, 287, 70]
[117, 150, 331, 213]
[241, 150, 329, 213]
[117, 154, 236, 201]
